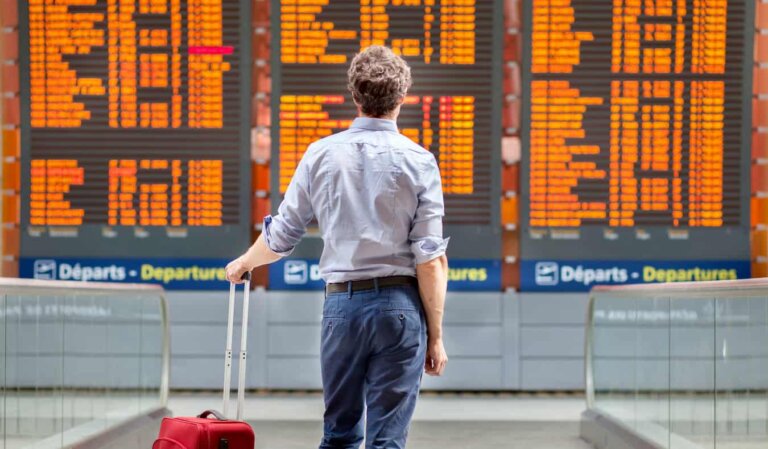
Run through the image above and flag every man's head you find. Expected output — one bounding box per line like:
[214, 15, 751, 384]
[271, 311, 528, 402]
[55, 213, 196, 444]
[347, 46, 412, 119]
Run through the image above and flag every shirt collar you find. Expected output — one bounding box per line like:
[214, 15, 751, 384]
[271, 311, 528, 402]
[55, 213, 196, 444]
[350, 117, 399, 133]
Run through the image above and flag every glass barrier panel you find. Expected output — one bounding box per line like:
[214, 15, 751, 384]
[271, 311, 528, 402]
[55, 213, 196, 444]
[587, 281, 768, 449]
[0, 280, 168, 449]
[592, 296, 640, 429]
[139, 294, 164, 413]
[714, 296, 768, 449]
[634, 295, 671, 448]
[105, 293, 142, 425]
[669, 297, 715, 449]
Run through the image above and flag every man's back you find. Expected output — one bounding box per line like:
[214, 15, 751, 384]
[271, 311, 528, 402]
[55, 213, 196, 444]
[226, 46, 449, 449]
[265, 117, 447, 283]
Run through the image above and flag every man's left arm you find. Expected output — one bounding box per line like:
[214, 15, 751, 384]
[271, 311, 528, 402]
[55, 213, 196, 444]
[226, 152, 314, 283]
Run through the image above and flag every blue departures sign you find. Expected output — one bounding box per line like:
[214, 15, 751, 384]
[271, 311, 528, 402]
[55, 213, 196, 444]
[20, 258, 230, 290]
[22, 258, 748, 292]
[520, 260, 751, 292]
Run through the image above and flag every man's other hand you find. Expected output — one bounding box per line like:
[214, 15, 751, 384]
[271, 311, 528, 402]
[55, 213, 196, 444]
[225, 256, 251, 283]
[425, 337, 448, 376]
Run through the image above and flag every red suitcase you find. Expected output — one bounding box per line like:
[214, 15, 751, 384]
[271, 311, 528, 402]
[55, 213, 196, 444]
[153, 273, 256, 449]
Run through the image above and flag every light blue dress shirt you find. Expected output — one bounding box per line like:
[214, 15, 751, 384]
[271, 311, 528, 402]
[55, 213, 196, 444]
[264, 117, 449, 283]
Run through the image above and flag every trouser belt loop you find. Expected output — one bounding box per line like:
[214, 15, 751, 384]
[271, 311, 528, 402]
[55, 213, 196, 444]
[347, 281, 353, 299]
[373, 277, 380, 295]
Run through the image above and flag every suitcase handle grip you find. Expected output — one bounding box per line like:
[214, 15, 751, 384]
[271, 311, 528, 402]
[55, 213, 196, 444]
[153, 437, 187, 449]
[198, 409, 227, 421]
[241, 271, 251, 281]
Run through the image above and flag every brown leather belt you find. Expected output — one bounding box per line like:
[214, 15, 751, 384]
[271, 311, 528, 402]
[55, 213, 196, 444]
[326, 275, 418, 295]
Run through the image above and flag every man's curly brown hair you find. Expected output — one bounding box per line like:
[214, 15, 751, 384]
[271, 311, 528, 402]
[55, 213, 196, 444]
[347, 46, 412, 118]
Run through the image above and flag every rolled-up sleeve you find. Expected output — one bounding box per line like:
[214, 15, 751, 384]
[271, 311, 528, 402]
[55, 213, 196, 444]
[263, 151, 314, 256]
[409, 156, 450, 264]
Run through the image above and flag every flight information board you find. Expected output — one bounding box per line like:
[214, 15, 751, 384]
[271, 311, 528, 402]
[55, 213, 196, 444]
[271, 0, 503, 260]
[18, 0, 251, 262]
[519, 0, 753, 284]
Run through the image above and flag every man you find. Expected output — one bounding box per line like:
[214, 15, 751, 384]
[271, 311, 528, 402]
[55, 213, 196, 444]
[225, 45, 448, 449]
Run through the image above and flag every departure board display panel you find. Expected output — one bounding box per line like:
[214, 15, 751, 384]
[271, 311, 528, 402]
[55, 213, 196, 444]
[19, 0, 251, 260]
[271, 0, 503, 260]
[520, 0, 752, 265]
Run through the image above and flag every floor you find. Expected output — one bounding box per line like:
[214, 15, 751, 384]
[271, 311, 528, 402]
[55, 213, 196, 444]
[249, 420, 591, 449]
[3, 392, 592, 448]
[8, 392, 768, 448]
[168, 392, 589, 422]
[170, 393, 594, 449]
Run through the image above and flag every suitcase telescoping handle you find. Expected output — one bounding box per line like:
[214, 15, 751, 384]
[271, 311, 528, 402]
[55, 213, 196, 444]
[222, 271, 251, 421]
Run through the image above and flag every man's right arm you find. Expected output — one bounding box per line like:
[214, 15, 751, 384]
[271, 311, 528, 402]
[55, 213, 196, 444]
[225, 146, 314, 283]
[416, 254, 448, 376]
[410, 155, 449, 376]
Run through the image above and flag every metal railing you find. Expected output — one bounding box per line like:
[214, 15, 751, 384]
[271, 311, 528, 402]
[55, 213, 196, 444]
[1, 278, 170, 448]
[583, 279, 768, 449]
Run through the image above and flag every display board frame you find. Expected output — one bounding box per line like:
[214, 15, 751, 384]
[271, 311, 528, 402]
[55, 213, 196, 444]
[519, 0, 754, 261]
[269, 0, 504, 261]
[17, 0, 253, 259]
